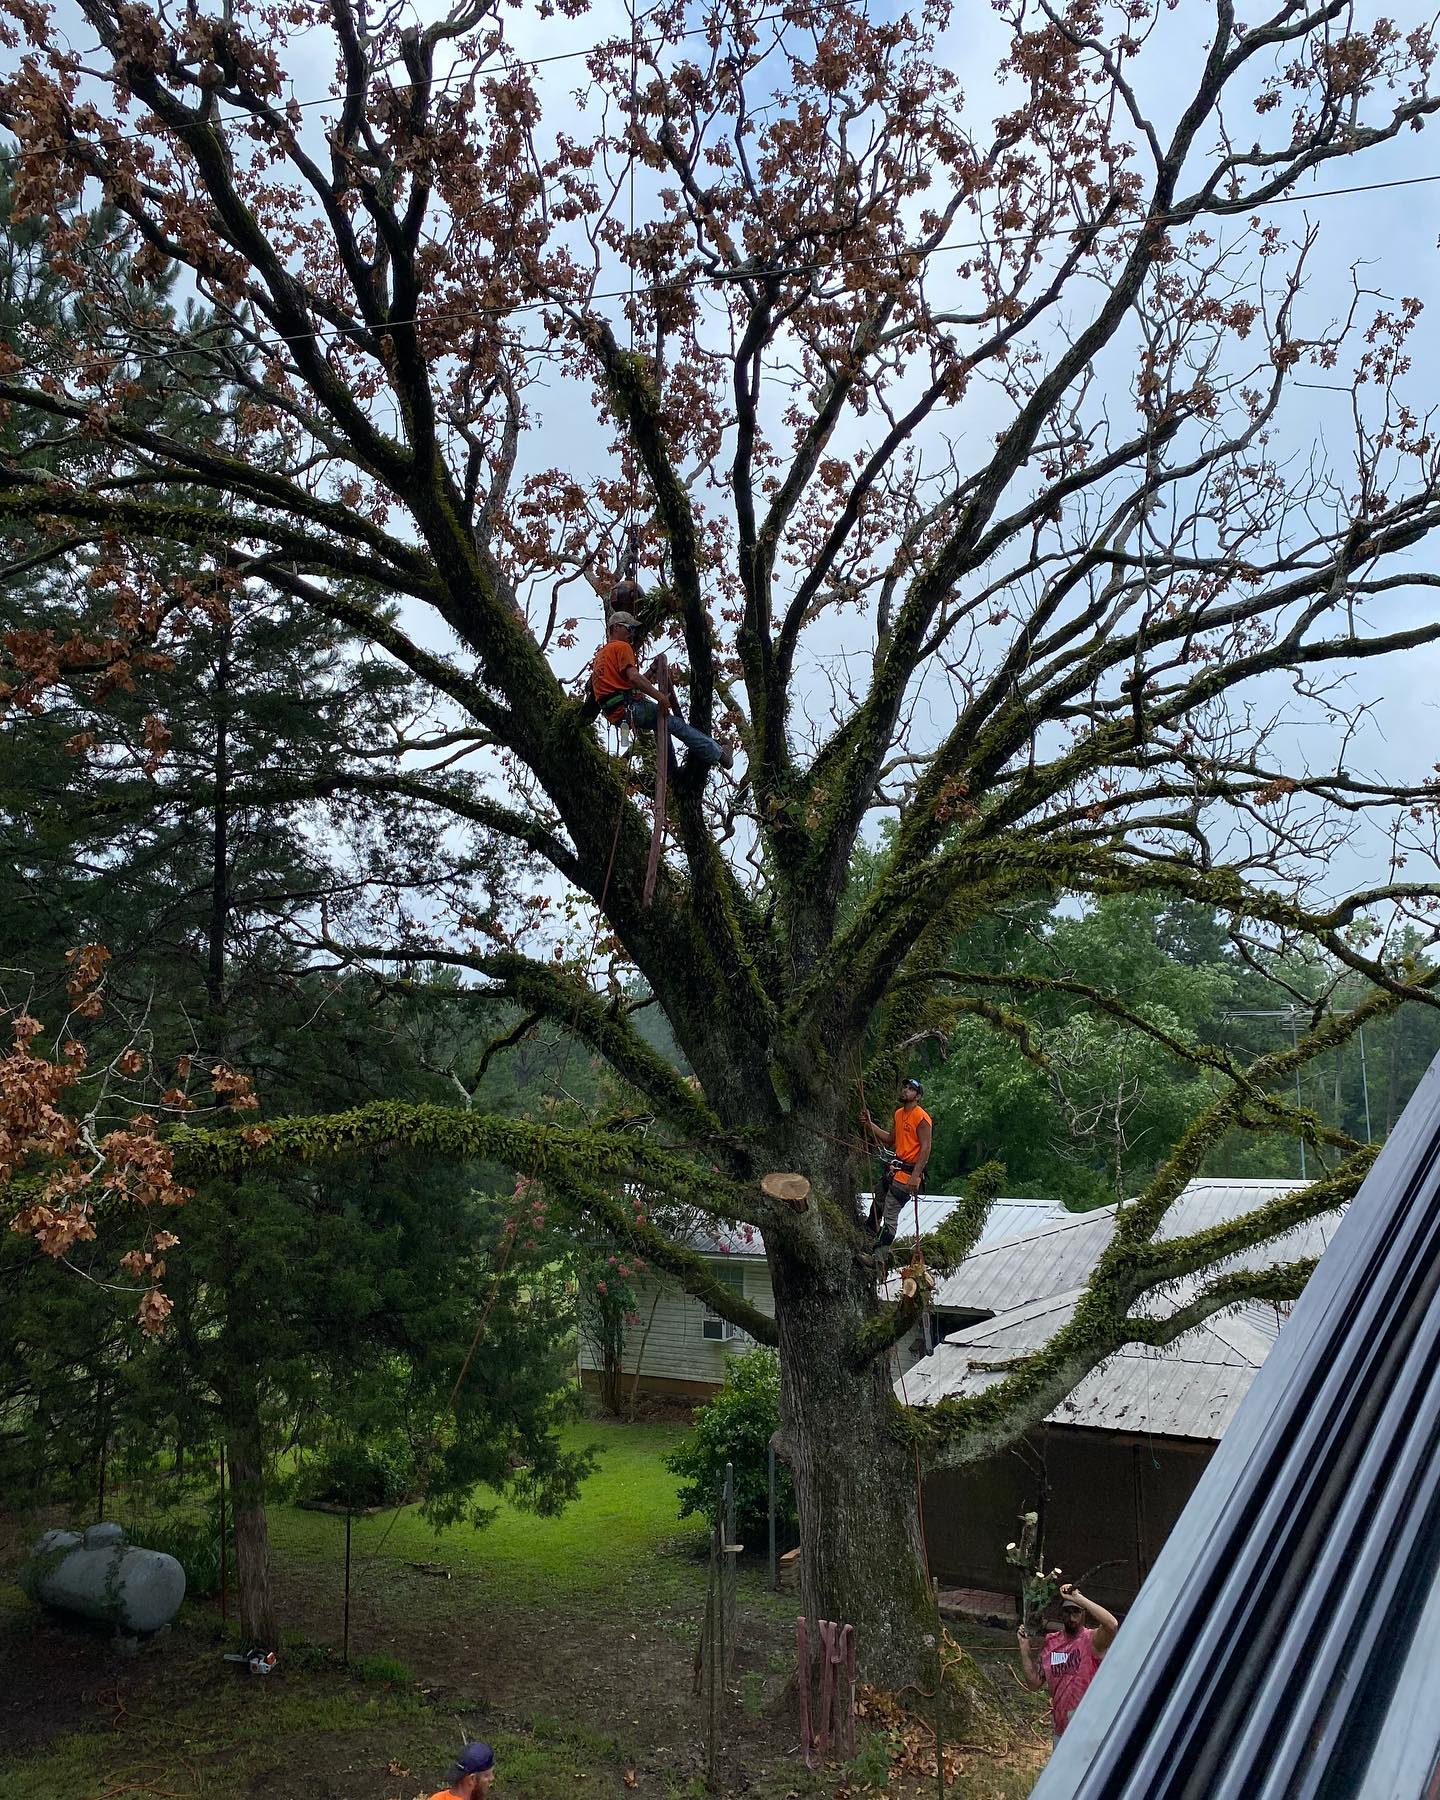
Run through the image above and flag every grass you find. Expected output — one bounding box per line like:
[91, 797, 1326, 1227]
[270, 1418, 702, 1611]
[0, 1680, 623, 1800]
[0, 1679, 430, 1800]
[0, 1414, 1047, 1797]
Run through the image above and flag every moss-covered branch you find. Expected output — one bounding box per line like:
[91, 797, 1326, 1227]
[578, 315, 716, 731]
[896, 1243, 1310, 1470]
[321, 945, 737, 1161]
[898, 1148, 1368, 1468]
[169, 1100, 765, 1226]
[542, 1170, 779, 1345]
[1120, 1259, 1317, 1347]
[852, 1162, 1006, 1366]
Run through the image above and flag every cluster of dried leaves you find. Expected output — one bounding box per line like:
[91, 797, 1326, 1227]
[854, 1672, 1045, 1793]
[2, 945, 259, 1333]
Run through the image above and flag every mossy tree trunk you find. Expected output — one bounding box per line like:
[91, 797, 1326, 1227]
[222, 1374, 276, 1650]
[771, 1238, 937, 1681]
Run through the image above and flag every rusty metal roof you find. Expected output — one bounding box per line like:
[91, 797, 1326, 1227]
[931, 1178, 1334, 1318]
[902, 1287, 1281, 1442]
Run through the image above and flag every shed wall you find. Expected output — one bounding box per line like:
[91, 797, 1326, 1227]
[922, 1428, 1212, 1613]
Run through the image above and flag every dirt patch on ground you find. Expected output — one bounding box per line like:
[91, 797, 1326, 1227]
[0, 1509, 1050, 1799]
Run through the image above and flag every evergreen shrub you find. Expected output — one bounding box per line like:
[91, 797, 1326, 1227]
[665, 1347, 795, 1546]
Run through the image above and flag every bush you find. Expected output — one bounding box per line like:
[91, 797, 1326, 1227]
[301, 1437, 416, 1509]
[120, 1510, 223, 1599]
[665, 1347, 794, 1546]
[846, 1729, 899, 1791]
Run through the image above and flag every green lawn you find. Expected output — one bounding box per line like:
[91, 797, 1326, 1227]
[270, 1418, 704, 1609]
[0, 1417, 702, 1800]
[0, 1415, 1047, 1798]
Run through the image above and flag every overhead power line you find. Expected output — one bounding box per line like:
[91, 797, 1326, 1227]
[44, 164, 1440, 360]
[0, 0, 832, 150]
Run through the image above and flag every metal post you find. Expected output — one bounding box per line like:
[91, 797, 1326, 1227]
[723, 1461, 736, 1674]
[706, 1536, 718, 1790]
[768, 1445, 777, 1591]
[218, 1445, 228, 1625]
[716, 1480, 726, 1693]
[343, 1504, 353, 1666]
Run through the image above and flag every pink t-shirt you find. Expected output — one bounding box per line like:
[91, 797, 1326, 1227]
[1041, 1625, 1103, 1735]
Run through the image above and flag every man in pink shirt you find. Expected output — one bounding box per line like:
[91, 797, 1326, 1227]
[1017, 1583, 1119, 1739]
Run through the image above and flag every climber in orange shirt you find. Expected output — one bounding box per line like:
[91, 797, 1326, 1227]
[590, 583, 733, 775]
[861, 1077, 933, 1248]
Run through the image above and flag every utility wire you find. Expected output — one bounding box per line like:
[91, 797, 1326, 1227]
[0, 0, 830, 145]
[28, 162, 1440, 364]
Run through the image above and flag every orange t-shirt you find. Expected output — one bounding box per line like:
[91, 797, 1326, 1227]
[892, 1103, 931, 1184]
[592, 638, 638, 715]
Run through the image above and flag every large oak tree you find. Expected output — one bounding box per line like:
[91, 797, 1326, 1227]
[5, 0, 1440, 1679]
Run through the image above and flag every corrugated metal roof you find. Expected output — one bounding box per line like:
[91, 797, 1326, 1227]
[901, 1285, 1278, 1442]
[1034, 1052, 1440, 1800]
[931, 1178, 1335, 1317]
[694, 1195, 1069, 1261]
[931, 1209, 1115, 1314]
[860, 1194, 1067, 1243]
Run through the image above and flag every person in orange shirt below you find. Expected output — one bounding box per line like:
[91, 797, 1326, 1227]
[590, 585, 733, 776]
[860, 1076, 933, 1248]
[426, 1739, 496, 1799]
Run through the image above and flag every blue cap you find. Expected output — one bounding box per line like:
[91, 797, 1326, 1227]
[454, 1742, 495, 1775]
[901, 1076, 923, 1094]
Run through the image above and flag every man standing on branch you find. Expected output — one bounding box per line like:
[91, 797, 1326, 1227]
[590, 583, 733, 776]
[861, 1078, 932, 1248]
[1018, 1583, 1119, 1741]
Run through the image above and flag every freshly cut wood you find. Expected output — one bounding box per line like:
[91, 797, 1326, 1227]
[761, 1172, 811, 1210]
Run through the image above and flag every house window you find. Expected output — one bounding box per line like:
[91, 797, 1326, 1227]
[701, 1263, 746, 1342]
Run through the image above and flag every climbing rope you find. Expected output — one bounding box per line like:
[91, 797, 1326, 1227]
[859, 1062, 938, 1627]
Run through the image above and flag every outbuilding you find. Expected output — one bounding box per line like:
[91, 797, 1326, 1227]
[902, 1179, 1338, 1613]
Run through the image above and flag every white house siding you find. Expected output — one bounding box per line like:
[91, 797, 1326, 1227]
[580, 1196, 1067, 1398]
[578, 1258, 777, 1398]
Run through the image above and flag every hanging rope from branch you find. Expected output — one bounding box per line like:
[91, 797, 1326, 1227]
[642, 652, 671, 909]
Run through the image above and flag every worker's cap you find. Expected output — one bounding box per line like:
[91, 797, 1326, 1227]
[607, 609, 640, 630]
[453, 1742, 495, 1775]
[901, 1076, 924, 1094]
